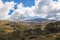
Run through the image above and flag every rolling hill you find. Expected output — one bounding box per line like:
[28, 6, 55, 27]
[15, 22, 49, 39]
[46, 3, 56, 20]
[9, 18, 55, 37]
[0, 20, 60, 40]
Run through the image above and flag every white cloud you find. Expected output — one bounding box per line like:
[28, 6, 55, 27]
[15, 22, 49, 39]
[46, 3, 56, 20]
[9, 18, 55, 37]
[33, 0, 60, 20]
[10, 3, 37, 21]
[0, 0, 60, 21]
[10, 0, 60, 21]
[0, 0, 15, 20]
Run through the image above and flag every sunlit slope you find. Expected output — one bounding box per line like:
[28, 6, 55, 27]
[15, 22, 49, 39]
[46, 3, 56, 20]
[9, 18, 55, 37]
[0, 20, 60, 40]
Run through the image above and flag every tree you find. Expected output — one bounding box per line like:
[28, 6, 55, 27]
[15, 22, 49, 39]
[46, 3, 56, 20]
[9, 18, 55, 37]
[44, 22, 59, 34]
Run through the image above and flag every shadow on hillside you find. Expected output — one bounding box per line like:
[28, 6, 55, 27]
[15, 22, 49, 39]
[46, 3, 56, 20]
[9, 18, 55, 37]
[0, 21, 60, 40]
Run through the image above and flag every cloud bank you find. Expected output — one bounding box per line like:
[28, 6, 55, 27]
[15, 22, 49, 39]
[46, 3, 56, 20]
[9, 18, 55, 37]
[0, 0, 60, 21]
[0, 0, 15, 20]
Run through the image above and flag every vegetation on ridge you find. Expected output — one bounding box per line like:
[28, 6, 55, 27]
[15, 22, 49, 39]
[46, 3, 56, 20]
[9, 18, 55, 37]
[0, 20, 60, 40]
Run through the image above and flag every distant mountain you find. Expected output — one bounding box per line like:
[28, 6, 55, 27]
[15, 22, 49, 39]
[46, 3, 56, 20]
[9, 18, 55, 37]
[24, 18, 56, 23]
[9, 13, 58, 23]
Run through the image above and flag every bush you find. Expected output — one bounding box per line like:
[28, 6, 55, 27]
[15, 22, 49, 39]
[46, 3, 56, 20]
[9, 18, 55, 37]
[23, 28, 42, 36]
[12, 30, 21, 38]
[44, 22, 59, 34]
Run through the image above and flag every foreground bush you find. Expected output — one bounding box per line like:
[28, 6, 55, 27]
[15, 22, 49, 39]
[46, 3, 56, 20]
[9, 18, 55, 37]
[44, 22, 60, 34]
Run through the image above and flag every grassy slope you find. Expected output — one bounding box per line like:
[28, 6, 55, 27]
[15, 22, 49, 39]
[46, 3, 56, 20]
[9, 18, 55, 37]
[0, 20, 60, 40]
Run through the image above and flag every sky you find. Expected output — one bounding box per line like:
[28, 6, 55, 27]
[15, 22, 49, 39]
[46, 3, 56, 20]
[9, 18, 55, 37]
[0, 0, 60, 21]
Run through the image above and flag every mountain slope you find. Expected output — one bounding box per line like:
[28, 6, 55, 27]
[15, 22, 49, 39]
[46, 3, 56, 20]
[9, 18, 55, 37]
[0, 20, 60, 40]
[24, 18, 56, 23]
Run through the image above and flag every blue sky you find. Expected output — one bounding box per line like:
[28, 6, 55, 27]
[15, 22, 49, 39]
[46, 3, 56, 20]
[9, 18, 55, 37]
[2, 0, 35, 7]
[0, 0, 60, 20]
[2, 0, 58, 15]
[1, 0, 58, 15]
[2, 0, 58, 7]
[2, 0, 35, 15]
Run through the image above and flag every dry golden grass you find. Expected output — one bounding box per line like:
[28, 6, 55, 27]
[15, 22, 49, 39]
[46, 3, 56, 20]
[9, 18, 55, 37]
[0, 20, 60, 40]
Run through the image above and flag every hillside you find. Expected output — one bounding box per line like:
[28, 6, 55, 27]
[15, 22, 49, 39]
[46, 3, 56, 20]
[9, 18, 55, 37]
[0, 20, 60, 40]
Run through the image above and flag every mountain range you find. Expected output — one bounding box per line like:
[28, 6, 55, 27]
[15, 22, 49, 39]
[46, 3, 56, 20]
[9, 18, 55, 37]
[23, 18, 57, 23]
